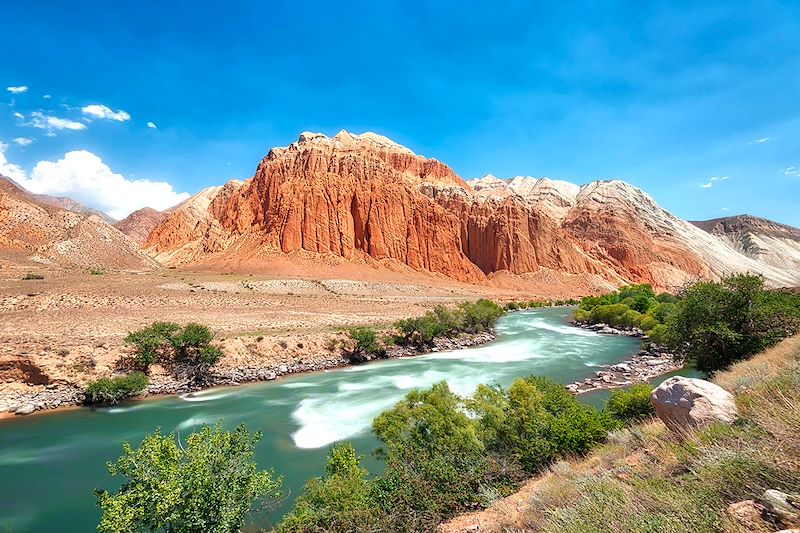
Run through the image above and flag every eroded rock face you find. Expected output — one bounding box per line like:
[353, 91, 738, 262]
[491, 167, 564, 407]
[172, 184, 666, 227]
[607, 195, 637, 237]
[114, 207, 168, 245]
[140, 132, 800, 289]
[650, 377, 738, 432]
[0, 175, 157, 271]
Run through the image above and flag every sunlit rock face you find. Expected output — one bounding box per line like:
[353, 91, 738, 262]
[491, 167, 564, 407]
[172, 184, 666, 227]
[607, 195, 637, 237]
[142, 132, 800, 290]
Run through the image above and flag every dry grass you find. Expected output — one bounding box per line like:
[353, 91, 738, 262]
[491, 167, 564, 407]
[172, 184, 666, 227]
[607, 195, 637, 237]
[442, 334, 800, 533]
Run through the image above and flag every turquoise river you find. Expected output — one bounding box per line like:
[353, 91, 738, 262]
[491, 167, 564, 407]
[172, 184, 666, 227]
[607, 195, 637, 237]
[0, 308, 651, 532]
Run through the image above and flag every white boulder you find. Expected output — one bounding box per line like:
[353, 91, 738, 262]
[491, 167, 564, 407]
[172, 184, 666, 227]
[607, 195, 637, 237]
[650, 376, 737, 432]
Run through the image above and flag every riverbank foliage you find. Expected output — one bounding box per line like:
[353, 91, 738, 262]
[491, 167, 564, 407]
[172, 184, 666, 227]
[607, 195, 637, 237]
[123, 321, 223, 376]
[277, 376, 617, 532]
[96, 423, 282, 533]
[493, 334, 800, 533]
[84, 372, 149, 404]
[574, 275, 800, 373]
[390, 299, 505, 348]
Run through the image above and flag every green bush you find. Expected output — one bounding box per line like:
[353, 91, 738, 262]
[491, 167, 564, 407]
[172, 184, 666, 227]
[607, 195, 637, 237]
[124, 321, 181, 370]
[668, 274, 800, 373]
[391, 299, 505, 349]
[619, 309, 643, 328]
[469, 376, 614, 473]
[96, 424, 282, 533]
[278, 443, 377, 532]
[605, 384, 655, 423]
[346, 326, 385, 362]
[372, 382, 492, 528]
[85, 372, 149, 404]
[124, 322, 223, 376]
[22, 272, 44, 280]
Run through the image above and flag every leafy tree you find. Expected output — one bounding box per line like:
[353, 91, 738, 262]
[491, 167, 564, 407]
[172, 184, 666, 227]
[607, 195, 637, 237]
[346, 326, 385, 363]
[124, 321, 181, 371]
[277, 443, 377, 532]
[85, 372, 149, 404]
[468, 377, 613, 473]
[95, 423, 282, 533]
[372, 382, 492, 527]
[123, 322, 223, 377]
[668, 274, 800, 372]
[605, 384, 655, 423]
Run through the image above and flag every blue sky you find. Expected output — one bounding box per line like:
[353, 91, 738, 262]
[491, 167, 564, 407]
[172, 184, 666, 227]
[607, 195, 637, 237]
[2, 1, 799, 224]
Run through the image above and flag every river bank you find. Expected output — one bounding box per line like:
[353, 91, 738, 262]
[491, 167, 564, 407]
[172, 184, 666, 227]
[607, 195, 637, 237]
[565, 321, 684, 394]
[0, 330, 497, 419]
[0, 308, 643, 533]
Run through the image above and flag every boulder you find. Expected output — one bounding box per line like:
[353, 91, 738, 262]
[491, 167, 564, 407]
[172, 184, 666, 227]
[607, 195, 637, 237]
[762, 489, 800, 526]
[14, 403, 36, 416]
[727, 500, 766, 530]
[650, 377, 737, 432]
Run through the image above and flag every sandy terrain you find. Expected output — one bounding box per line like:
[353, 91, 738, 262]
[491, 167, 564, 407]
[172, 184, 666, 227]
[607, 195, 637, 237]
[0, 260, 548, 406]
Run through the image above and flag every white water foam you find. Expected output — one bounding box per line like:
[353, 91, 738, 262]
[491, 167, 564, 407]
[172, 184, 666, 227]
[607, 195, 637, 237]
[280, 382, 316, 389]
[179, 390, 234, 402]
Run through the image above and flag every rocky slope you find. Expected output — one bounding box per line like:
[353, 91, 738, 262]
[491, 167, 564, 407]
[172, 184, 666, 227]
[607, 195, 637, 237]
[140, 132, 800, 290]
[0, 175, 157, 271]
[692, 215, 800, 275]
[114, 207, 168, 245]
[31, 193, 116, 224]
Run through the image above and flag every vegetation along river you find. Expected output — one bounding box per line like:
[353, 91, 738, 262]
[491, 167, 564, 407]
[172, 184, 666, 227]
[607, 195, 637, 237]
[0, 308, 648, 532]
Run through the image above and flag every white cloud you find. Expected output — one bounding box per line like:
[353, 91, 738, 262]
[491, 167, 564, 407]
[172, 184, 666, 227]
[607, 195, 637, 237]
[751, 137, 770, 144]
[13, 137, 34, 146]
[27, 111, 87, 136]
[13, 112, 24, 120]
[0, 143, 27, 183]
[43, 94, 52, 99]
[721, 207, 730, 212]
[81, 104, 131, 122]
[7, 86, 28, 94]
[146, 121, 157, 129]
[700, 176, 730, 189]
[785, 166, 799, 177]
[11, 150, 189, 219]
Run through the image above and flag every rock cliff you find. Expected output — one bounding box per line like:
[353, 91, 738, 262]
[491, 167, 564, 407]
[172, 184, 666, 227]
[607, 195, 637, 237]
[141, 132, 800, 290]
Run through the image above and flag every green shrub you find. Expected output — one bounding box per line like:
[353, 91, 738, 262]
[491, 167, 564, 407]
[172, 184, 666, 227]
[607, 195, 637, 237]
[605, 384, 655, 423]
[124, 321, 223, 376]
[459, 299, 505, 332]
[22, 272, 44, 280]
[346, 326, 385, 362]
[469, 376, 614, 473]
[96, 424, 282, 533]
[124, 321, 181, 370]
[85, 372, 148, 404]
[372, 382, 492, 528]
[638, 315, 659, 332]
[619, 309, 643, 328]
[669, 274, 800, 373]
[89, 267, 104, 275]
[277, 443, 377, 532]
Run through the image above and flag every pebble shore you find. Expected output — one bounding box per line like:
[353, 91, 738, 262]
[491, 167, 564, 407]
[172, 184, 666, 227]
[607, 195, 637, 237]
[566, 322, 684, 394]
[0, 331, 496, 417]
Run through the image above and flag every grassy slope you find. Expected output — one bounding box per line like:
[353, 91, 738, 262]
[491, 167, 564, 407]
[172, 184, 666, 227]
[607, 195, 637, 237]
[443, 335, 800, 533]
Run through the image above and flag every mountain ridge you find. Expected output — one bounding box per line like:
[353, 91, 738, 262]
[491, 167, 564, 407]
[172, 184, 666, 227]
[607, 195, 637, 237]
[139, 131, 800, 290]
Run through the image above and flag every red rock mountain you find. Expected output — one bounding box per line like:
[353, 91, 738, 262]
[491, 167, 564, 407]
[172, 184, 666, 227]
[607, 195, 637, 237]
[113, 207, 168, 246]
[0, 175, 156, 271]
[142, 132, 800, 290]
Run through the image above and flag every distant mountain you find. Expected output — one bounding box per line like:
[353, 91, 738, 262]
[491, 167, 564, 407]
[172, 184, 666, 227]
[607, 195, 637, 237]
[0, 175, 156, 271]
[691, 215, 800, 274]
[114, 207, 168, 246]
[138, 131, 800, 290]
[31, 194, 116, 224]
